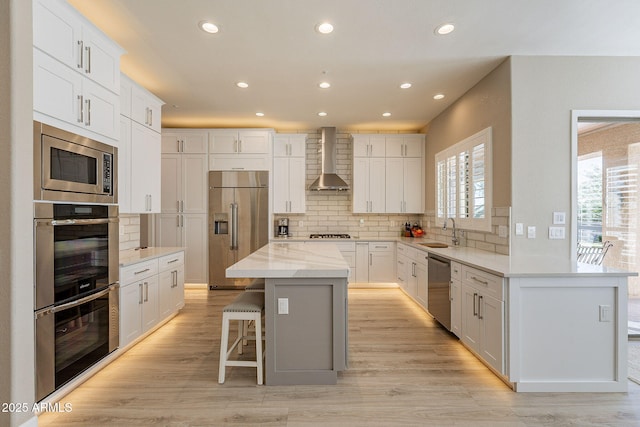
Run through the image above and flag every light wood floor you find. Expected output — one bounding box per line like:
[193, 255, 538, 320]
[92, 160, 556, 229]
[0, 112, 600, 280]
[39, 289, 640, 426]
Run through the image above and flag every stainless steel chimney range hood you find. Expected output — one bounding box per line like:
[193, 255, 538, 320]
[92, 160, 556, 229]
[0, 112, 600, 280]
[309, 127, 350, 191]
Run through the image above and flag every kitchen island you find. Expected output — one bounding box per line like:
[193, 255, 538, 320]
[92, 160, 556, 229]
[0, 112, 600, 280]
[226, 242, 350, 385]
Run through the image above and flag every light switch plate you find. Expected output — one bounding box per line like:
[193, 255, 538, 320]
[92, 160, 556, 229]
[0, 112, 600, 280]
[527, 226, 536, 239]
[553, 211, 566, 225]
[548, 226, 566, 239]
[599, 304, 612, 322]
[515, 223, 524, 236]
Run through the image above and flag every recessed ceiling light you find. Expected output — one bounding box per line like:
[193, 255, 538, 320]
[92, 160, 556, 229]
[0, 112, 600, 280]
[236, 81, 249, 88]
[400, 83, 412, 89]
[433, 93, 445, 100]
[199, 21, 219, 34]
[382, 112, 391, 117]
[319, 82, 331, 89]
[256, 112, 265, 117]
[435, 23, 455, 35]
[316, 22, 334, 34]
[318, 112, 328, 117]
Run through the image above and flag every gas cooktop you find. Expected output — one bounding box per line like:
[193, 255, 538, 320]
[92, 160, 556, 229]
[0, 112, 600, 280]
[309, 233, 351, 239]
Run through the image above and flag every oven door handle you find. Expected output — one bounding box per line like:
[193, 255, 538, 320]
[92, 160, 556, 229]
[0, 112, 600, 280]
[50, 218, 112, 226]
[35, 284, 119, 318]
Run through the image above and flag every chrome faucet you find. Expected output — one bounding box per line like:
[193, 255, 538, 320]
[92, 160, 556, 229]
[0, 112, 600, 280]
[443, 217, 459, 246]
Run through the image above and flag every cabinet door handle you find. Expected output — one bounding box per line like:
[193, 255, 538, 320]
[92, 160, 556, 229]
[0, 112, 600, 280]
[478, 295, 483, 319]
[149, 108, 153, 126]
[77, 95, 83, 123]
[85, 99, 91, 126]
[138, 283, 143, 305]
[181, 139, 185, 152]
[180, 200, 184, 213]
[134, 268, 150, 275]
[144, 282, 149, 302]
[177, 139, 181, 152]
[449, 282, 452, 301]
[471, 276, 489, 286]
[85, 45, 91, 74]
[77, 40, 83, 69]
[473, 292, 478, 317]
[238, 139, 242, 152]
[176, 201, 180, 212]
[181, 214, 184, 228]
[369, 253, 372, 266]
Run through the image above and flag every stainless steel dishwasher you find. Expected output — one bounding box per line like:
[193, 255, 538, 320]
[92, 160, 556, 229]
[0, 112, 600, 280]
[428, 254, 451, 330]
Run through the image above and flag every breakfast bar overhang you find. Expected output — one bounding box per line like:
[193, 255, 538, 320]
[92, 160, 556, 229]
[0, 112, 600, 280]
[226, 242, 350, 385]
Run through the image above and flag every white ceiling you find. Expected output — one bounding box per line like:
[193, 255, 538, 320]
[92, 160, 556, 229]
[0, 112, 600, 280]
[68, 0, 640, 132]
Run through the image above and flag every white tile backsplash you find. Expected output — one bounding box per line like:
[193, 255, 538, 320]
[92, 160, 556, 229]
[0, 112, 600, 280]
[119, 214, 141, 251]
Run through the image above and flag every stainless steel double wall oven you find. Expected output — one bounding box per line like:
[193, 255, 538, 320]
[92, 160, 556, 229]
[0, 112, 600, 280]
[33, 122, 119, 402]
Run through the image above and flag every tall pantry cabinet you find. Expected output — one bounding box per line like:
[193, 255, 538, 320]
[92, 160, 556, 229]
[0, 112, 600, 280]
[155, 130, 209, 284]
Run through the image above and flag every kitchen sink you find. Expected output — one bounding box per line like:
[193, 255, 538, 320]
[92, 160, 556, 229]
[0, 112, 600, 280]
[419, 242, 448, 248]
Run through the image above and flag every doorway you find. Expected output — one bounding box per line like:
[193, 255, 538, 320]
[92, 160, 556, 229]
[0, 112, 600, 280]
[572, 111, 640, 383]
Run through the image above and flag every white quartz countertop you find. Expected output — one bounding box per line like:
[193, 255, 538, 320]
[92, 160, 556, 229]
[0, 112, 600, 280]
[272, 236, 636, 278]
[119, 246, 185, 267]
[226, 242, 350, 278]
[396, 237, 636, 278]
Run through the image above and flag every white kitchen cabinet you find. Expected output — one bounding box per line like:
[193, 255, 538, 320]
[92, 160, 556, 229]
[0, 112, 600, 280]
[120, 260, 159, 348]
[333, 242, 356, 284]
[33, 0, 122, 93]
[158, 252, 185, 318]
[396, 247, 409, 292]
[120, 250, 185, 350]
[413, 252, 428, 308]
[121, 74, 163, 132]
[120, 74, 164, 214]
[450, 261, 462, 338]
[34, 49, 120, 142]
[385, 135, 424, 158]
[355, 242, 369, 283]
[129, 122, 161, 213]
[273, 134, 306, 214]
[160, 153, 208, 214]
[367, 242, 396, 283]
[209, 130, 269, 154]
[161, 130, 208, 154]
[385, 157, 424, 213]
[352, 157, 386, 213]
[353, 135, 386, 158]
[155, 214, 208, 284]
[460, 264, 504, 374]
[209, 129, 272, 170]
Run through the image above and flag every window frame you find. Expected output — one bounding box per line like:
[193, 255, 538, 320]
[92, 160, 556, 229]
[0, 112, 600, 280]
[435, 127, 493, 232]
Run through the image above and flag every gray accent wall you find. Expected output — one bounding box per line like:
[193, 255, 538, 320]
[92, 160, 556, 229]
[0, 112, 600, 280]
[510, 56, 640, 257]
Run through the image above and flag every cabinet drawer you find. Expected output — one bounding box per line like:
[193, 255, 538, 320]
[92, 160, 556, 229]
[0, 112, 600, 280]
[121, 259, 159, 285]
[334, 242, 356, 252]
[451, 261, 462, 280]
[209, 155, 269, 171]
[462, 265, 503, 301]
[368, 242, 393, 252]
[159, 251, 184, 272]
[396, 243, 408, 257]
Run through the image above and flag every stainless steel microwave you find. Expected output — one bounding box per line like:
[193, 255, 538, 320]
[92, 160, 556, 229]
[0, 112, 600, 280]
[34, 121, 117, 204]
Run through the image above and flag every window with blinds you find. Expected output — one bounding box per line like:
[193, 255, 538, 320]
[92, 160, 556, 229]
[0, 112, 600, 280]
[435, 127, 492, 231]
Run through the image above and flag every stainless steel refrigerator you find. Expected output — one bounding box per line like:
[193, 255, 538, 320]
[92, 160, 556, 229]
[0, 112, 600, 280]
[208, 171, 269, 290]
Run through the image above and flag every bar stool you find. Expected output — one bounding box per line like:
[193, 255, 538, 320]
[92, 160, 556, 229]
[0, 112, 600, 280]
[218, 291, 265, 385]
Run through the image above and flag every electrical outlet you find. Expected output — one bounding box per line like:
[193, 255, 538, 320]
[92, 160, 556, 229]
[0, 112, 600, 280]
[119, 225, 125, 236]
[298, 220, 303, 227]
[498, 225, 508, 238]
[278, 298, 289, 315]
[359, 218, 365, 227]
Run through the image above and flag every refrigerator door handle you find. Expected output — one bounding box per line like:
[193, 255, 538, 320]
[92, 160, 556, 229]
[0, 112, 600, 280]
[230, 202, 239, 250]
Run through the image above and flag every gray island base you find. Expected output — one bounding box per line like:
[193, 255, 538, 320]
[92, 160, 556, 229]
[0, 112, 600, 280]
[226, 242, 349, 385]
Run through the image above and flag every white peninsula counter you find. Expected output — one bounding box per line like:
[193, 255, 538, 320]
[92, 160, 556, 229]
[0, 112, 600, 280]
[226, 242, 350, 385]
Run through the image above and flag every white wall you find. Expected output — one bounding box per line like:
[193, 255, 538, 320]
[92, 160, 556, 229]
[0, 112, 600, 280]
[510, 56, 640, 257]
[0, 0, 35, 426]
